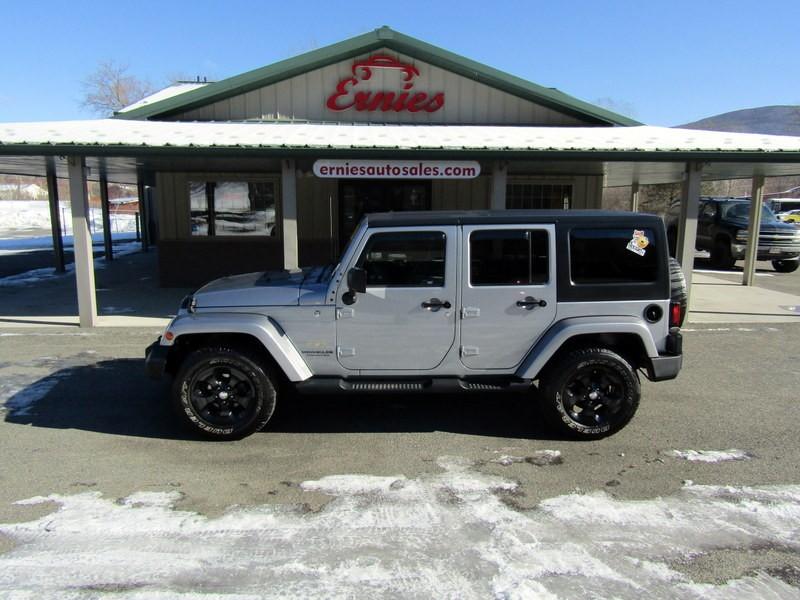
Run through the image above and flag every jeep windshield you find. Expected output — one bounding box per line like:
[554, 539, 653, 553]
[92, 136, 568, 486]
[721, 201, 780, 223]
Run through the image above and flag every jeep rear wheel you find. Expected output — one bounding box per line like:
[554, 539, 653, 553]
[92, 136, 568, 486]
[172, 347, 276, 440]
[772, 259, 799, 273]
[540, 348, 640, 440]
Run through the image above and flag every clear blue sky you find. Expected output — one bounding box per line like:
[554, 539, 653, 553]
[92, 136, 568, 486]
[2, 0, 798, 126]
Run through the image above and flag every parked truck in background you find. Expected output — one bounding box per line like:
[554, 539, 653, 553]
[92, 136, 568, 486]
[667, 197, 800, 272]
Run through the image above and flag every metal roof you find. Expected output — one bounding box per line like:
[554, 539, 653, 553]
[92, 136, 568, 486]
[3, 120, 800, 160]
[117, 82, 209, 113]
[113, 26, 638, 126]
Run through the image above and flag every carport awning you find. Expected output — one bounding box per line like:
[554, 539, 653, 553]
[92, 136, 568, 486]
[2, 119, 800, 155]
[3, 119, 800, 185]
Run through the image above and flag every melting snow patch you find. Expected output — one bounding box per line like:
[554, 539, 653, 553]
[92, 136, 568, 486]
[0, 372, 70, 416]
[1, 458, 799, 598]
[491, 449, 563, 467]
[101, 306, 135, 314]
[666, 449, 754, 463]
[0, 241, 141, 287]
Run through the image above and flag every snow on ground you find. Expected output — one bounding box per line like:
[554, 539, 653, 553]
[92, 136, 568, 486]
[0, 241, 140, 287]
[666, 449, 754, 463]
[0, 456, 798, 599]
[0, 352, 101, 417]
[0, 200, 138, 236]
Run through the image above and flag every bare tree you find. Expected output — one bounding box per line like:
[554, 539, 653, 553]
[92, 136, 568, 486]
[81, 61, 155, 116]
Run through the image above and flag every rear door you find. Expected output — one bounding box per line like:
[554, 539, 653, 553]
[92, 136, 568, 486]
[460, 225, 557, 370]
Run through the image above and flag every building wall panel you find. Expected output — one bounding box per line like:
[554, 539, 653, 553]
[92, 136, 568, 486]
[167, 49, 591, 126]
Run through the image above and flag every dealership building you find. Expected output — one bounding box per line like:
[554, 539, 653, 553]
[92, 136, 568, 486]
[3, 26, 800, 325]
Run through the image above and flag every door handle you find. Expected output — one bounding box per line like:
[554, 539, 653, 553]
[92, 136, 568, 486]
[421, 298, 452, 311]
[516, 296, 547, 310]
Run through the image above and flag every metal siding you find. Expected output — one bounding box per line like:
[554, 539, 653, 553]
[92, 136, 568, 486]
[432, 177, 489, 211]
[167, 49, 593, 125]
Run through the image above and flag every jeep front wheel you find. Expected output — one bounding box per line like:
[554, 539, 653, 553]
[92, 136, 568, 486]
[172, 347, 277, 440]
[539, 348, 640, 439]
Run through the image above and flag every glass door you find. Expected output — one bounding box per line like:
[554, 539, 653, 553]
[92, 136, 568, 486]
[339, 180, 431, 252]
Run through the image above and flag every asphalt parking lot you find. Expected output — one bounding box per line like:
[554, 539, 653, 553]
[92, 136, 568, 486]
[0, 252, 799, 597]
[1, 319, 799, 597]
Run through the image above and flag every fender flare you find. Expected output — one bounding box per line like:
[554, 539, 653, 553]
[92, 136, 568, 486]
[162, 312, 312, 382]
[515, 316, 659, 380]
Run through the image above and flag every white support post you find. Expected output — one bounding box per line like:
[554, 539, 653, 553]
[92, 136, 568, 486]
[490, 161, 507, 210]
[743, 174, 765, 286]
[675, 162, 702, 306]
[67, 156, 97, 327]
[631, 180, 640, 212]
[281, 159, 299, 270]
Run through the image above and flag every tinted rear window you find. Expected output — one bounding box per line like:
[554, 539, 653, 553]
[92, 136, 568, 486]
[570, 228, 658, 284]
[470, 229, 548, 286]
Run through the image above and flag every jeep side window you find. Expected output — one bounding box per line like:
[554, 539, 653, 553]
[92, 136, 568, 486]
[570, 228, 658, 284]
[470, 229, 549, 286]
[356, 231, 446, 287]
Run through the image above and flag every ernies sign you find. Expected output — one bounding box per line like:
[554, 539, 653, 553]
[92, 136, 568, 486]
[326, 55, 445, 114]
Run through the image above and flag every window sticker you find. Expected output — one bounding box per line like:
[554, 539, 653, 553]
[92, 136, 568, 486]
[626, 230, 649, 256]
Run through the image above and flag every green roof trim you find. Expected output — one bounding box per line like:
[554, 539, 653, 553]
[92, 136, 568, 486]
[114, 26, 641, 126]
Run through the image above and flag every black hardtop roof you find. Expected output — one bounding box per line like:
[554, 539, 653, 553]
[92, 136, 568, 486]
[365, 209, 664, 228]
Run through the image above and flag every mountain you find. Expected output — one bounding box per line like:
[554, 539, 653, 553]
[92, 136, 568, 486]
[680, 105, 800, 136]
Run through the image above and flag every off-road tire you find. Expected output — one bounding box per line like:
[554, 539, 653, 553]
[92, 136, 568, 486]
[772, 259, 799, 273]
[539, 348, 640, 440]
[172, 346, 277, 440]
[711, 239, 736, 270]
[668, 257, 688, 326]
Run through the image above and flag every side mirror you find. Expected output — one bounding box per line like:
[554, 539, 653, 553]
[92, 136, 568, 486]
[347, 267, 367, 294]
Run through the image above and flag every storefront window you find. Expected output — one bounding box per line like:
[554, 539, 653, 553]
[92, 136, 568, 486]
[507, 183, 572, 210]
[190, 180, 277, 237]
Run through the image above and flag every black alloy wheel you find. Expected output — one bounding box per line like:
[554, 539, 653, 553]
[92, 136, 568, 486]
[172, 347, 277, 440]
[540, 348, 640, 439]
[561, 364, 626, 428]
[189, 364, 257, 428]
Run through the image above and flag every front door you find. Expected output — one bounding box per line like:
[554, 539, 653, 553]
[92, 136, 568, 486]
[336, 226, 457, 371]
[339, 180, 431, 252]
[460, 225, 557, 370]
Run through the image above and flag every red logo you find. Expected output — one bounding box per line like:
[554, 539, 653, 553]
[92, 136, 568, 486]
[326, 54, 445, 114]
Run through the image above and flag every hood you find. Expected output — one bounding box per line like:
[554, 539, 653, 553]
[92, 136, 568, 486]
[194, 267, 331, 308]
[726, 217, 798, 233]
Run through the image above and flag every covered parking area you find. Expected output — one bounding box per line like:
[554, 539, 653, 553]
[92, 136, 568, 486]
[1, 119, 800, 327]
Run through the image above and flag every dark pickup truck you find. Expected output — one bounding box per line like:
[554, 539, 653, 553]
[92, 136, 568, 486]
[667, 197, 800, 272]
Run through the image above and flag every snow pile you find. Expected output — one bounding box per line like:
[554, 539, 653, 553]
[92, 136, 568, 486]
[0, 200, 53, 231]
[0, 241, 140, 287]
[666, 449, 754, 463]
[0, 456, 798, 599]
[0, 200, 138, 235]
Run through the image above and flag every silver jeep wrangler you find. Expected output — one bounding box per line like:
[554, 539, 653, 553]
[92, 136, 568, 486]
[146, 210, 684, 440]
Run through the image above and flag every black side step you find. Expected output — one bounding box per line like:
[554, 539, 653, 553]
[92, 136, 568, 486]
[294, 377, 531, 395]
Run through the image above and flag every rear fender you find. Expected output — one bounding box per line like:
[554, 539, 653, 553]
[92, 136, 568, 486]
[162, 313, 312, 382]
[515, 316, 659, 380]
